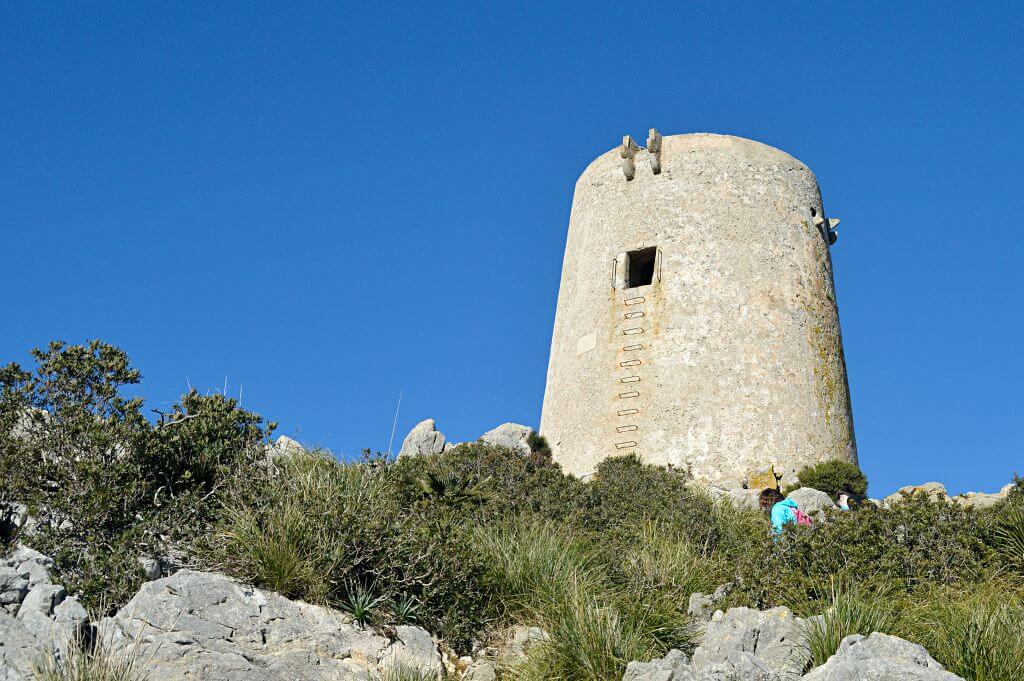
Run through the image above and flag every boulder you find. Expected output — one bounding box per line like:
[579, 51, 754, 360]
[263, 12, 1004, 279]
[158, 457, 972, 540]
[623, 649, 695, 680]
[0, 548, 88, 679]
[378, 625, 444, 677]
[688, 584, 731, 622]
[0, 610, 37, 681]
[691, 607, 808, 680]
[398, 419, 447, 458]
[266, 434, 306, 465]
[802, 632, 964, 680]
[463, 660, 498, 680]
[723, 488, 761, 511]
[786, 488, 836, 520]
[883, 482, 950, 506]
[0, 568, 28, 615]
[479, 423, 533, 455]
[100, 569, 442, 681]
[501, 624, 549, 665]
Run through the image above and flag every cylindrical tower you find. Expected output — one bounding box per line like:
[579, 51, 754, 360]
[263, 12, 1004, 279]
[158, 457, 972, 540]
[540, 132, 856, 488]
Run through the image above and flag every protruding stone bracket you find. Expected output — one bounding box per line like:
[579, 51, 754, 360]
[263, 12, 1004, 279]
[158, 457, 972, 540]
[809, 207, 841, 245]
[620, 135, 640, 180]
[647, 128, 662, 174]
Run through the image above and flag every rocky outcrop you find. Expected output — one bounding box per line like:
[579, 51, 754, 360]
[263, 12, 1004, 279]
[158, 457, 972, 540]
[883, 482, 950, 506]
[802, 632, 962, 680]
[398, 419, 447, 458]
[479, 423, 533, 456]
[785, 488, 836, 520]
[687, 584, 731, 622]
[100, 569, 443, 680]
[0, 547, 89, 681]
[623, 608, 965, 681]
[266, 434, 306, 466]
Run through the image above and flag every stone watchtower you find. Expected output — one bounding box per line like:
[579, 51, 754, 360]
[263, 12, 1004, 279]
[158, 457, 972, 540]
[539, 132, 856, 488]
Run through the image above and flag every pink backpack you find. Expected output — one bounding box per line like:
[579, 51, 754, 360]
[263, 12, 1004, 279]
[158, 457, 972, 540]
[794, 508, 813, 527]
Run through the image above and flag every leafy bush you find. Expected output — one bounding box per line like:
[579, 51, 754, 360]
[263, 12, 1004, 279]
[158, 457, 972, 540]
[788, 459, 868, 499]
[0, 341, 273, 611]
[735, 494, 994, 611]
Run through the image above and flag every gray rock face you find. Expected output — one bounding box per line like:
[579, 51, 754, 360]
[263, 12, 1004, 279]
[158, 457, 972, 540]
[688, 584, 731, 622]
[398, 419, 447, 458]
[101, 569, 442, 681]
[0, 547, 89, 680]
[479, 423, 533, 455]
[266, 434, 306, 466]
[786, 488, 836, 521]
[692, 607, 808, 680]
[802, 632, 964, 680]
[624, 649, 696, 680]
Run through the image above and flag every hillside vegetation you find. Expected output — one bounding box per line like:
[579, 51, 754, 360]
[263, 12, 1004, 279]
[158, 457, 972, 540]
[2, 341, 1023, 680]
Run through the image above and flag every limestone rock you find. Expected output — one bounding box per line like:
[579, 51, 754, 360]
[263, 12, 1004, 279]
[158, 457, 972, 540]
[724, 488, 761, 511]
[747, 465, 779, 492]
[138, 556, 162, 581]
[691, 607, 808, 680]
[953, 483, 1015, 509]
[786, 488, 836, 520]
[0, 548, 88, 678]
[463, 660, 498, 681]
[0, 610, 36, 681]
[266, 434, 306, 465]
[623, 649, 695, 680]
[101, 569, 440, 681]
[688, 584, 731, 622]
[378, 625, 444, 677]
[883, 482, 950, 506]
[0, 568, 28, 614]
[500, 625, 549, 666]
[802, 632, 964, 680]
[398, 419, 447, 458]
[479, 423, 533, 455]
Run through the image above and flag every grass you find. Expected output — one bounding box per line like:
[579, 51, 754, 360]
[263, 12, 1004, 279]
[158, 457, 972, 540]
[896, 582, 1024, 681]
[31, 637, 148, 681]
[800, 580, 895, 670]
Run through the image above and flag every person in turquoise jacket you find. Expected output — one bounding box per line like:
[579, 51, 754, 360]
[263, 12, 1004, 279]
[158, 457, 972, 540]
[759, 488, 799, 534]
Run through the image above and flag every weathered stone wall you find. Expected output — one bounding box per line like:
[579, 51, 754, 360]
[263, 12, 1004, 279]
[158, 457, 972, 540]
[540, 133, 857, 487]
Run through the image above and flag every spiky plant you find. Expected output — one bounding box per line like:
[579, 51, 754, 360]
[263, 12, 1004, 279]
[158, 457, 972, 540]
[341, 580, 387, 628]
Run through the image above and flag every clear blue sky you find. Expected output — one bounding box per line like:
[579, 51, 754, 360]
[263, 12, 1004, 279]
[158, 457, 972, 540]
[2, 3, 1021, 497]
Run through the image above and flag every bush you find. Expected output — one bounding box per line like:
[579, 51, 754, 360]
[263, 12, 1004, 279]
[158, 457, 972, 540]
[789, 459, 868, 499]
[0, 340, 273, 612]
[734, 494, 994, 612]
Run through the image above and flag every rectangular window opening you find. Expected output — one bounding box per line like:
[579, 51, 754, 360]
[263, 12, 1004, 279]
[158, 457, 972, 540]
[626, 247, 657, 288]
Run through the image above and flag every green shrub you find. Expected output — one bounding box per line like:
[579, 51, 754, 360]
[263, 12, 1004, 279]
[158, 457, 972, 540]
[0, 340, 274, 612]
[788, 460, 868, 499]
[735, 495, 994, 611]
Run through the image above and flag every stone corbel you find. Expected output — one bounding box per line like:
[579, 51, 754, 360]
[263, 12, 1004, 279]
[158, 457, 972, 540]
[647, 128, 662, 174]
[620, 135, 640, 180]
